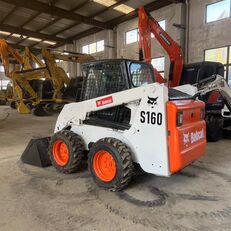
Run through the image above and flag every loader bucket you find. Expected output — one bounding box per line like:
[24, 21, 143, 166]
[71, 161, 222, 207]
[21, 137, 51, 167]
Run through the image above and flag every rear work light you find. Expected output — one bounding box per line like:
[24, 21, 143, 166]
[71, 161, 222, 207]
[177, 111, 183, 127]
[200, 109, 205, 120]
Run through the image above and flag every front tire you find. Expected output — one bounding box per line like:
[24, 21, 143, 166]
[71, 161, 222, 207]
[88, 138, 134, 191]
[49, 130, 85, 173]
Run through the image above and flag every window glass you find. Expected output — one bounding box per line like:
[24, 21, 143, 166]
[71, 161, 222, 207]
[97, 40, 104, 52]
[0, 65, 4, 72]
[0, 80, 10, 90]
[126, 29, 138, 44]
[159, 20, 166, 30]
[89, 43, 97, 54]
[82, 62, 125, 100]
[228, 66, 231, 86]
[206, 0, 230, 23]
[82, 45, 89, 54]
[205, 47, 228, 64]
[160, 72, 165, 79]
[151, 57, 165, 72]
[229, 46, 231, 64]
[130, 63, 154, 87]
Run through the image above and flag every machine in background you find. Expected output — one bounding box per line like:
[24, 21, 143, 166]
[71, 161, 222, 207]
[0, 39, 94, 116]
[138, 6, 231, 141]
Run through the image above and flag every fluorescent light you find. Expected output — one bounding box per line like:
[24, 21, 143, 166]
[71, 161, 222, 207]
[43, 40, 56, 45]
[93, 0, 116, 7]
[0, 31, 10, 35]
[55, 59, 63, 63]
[12, 33, 21, 38]
[12, 34, 27, 39]
[28, 37, 42, 42]
[114, 4, 134, 14]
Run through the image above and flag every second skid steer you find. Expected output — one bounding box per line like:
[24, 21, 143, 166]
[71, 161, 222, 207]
[22, 59, 206, 191]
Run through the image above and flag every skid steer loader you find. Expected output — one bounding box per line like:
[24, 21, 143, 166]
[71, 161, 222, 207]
[22, 59, 206, 191]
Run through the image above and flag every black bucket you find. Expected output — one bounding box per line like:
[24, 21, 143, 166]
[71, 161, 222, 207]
[21, 137, 51, 167]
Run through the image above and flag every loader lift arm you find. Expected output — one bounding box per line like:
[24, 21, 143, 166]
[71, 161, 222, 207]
[138, 6, 184, 87]
[196, 75, 231, 113]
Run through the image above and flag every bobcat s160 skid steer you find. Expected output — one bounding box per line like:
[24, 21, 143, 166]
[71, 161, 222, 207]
[22, 59, 206, 191]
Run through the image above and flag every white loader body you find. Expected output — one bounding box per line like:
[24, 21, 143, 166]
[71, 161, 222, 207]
[55, 83, 170, 176]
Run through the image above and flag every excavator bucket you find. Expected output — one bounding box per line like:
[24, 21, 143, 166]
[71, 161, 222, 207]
[21, 137, 51, 167]
[17, 102, 31, 114]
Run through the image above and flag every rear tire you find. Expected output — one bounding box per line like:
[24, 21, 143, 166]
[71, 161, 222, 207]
[206, 115, 223, 142]
[88, 138, 134, 191]
[49, 130, 85, 174]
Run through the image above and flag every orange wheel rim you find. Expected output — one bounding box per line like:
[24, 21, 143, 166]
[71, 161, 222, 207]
[52, 139, 69, 166]
[93, 150, 116, 182]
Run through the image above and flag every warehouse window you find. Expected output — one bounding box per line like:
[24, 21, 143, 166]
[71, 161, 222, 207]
[82, 45, 89, 54]
[0, 65, 4, 72]
[0, 80, 10, 90]
[151, 57, 165, 77]
[206, 0, 231, 23]
[204, 46, 231, 86]
[126, 29, 138, 44]
[125, 20, 166, 44]
[82, 40, 104, 54]
[97, 40, 104, 52]
[89, 43, 97, 54]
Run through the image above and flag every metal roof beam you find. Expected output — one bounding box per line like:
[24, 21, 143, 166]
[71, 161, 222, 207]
[3, 0, 112, 29]
[54, 0, 174, 48]
[109, 0, 174, 26]
[52, 0, 129, 41]
[0, 24, 71, 43]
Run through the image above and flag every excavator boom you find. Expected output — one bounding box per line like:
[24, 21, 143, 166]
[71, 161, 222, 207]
[0, 39, 24, 77]
[138, 6, 184, 87]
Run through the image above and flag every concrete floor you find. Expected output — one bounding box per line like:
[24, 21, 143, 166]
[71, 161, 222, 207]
[0, 106, 231, 231]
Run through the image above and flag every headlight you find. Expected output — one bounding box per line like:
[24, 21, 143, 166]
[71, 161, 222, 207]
[177, 111, 183, 127]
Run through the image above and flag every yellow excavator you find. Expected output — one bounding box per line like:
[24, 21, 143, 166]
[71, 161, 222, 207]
[0, 39, 94, 115]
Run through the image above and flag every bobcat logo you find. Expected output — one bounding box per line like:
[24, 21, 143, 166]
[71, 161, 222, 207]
[183, 132, 190, 146]
[147, 96, 158, 106]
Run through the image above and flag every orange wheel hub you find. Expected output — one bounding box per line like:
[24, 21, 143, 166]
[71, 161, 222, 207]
[93, 150, 116, 182]
[52, 140, 69, 166]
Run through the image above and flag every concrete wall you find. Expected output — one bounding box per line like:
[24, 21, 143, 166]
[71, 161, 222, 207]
[188, 0, 231, 63]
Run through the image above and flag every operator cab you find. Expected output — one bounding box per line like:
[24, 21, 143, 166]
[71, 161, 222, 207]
[80, 59, 192, 130]
[80, 59, 191, 101]
[80, 59, 154, 130]
[80, 59, 155, 101]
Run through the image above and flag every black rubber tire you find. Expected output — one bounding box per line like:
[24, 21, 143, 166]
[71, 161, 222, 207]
[206, 115, 223, 142]
[9, 101, 16, 109]
[0, 100, 6, 105]
[49, 130, 85, 174]
[88, 138, 134, 191]
[31, 104, 50, 117]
